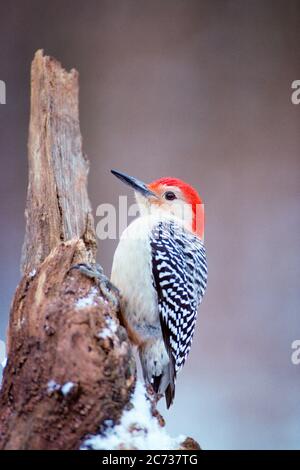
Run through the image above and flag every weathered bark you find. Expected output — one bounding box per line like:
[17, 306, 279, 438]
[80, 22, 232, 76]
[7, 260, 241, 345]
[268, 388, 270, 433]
[0, 50, 135, 450]
[21, 50, 96, 275]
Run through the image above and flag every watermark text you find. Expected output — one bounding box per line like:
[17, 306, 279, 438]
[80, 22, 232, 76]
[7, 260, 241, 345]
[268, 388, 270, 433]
[291, 339, 300, 365]
[291, 80, 300, 105]
[95, 196, 205, 241]
[0, 80, 6, 104]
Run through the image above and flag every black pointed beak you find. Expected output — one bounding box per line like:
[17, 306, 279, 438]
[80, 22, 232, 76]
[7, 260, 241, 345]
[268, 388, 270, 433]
[111, 169, 157, 198]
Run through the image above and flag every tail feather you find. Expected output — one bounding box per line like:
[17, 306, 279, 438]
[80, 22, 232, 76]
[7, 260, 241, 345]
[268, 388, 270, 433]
[151, 370, 176, 408]
[164, 360, 176, 408]
[165, 382, 175, 408]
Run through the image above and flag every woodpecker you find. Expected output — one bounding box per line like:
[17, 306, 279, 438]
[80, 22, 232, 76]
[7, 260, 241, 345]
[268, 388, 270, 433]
[110, 170, 207, 408]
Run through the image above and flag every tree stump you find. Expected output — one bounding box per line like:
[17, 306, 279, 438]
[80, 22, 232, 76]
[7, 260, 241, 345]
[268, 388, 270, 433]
[0, 50, 135, 450]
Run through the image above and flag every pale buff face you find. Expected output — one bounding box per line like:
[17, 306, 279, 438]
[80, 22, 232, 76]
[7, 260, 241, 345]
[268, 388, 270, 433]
[135, 185, 194, 232]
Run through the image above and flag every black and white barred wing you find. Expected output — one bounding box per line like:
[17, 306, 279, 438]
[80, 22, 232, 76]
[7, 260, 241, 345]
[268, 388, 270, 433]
[150, 221, 207, 374]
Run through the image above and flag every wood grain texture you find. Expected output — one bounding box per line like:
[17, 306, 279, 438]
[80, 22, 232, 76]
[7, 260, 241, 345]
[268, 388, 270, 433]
[21, 50, 96, 275]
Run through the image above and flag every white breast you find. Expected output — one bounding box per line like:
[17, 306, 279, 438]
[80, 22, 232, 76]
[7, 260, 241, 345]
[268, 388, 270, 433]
[111, 214, 160, 326]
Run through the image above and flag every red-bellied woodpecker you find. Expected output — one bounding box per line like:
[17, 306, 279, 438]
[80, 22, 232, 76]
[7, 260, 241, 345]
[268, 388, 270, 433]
[110, 170, 207, 408]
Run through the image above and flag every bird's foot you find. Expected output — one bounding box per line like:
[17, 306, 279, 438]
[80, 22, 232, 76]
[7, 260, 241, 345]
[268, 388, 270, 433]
[70, 263, 120, 309]
[145, 383, 163, 404]
[145, 383, 156, 398]
[145, 383, 165, 427]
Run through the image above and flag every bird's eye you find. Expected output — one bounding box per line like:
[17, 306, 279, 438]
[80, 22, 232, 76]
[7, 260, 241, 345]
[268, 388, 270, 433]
[164, 191, 176, 201]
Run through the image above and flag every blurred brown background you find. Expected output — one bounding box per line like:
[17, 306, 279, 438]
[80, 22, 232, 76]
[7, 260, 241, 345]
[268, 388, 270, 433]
[0, 0, 299, 449]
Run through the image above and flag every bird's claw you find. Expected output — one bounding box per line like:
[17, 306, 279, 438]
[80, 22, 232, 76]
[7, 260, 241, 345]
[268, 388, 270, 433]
[146, 383, 163, 403]
[70, 263, 120, 310]
[70, 262, 104, 279]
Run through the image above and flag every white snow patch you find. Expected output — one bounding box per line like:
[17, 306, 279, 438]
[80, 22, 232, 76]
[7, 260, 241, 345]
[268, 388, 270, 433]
[81, 381, 185, 450]
[61, 381, 75, 396]
[47, 379, 76, 396]
[29, 269, 36, 278]
[97, 316, 118, 339]
[76, 287, 99, 309]
[47, 379, 60, 393]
